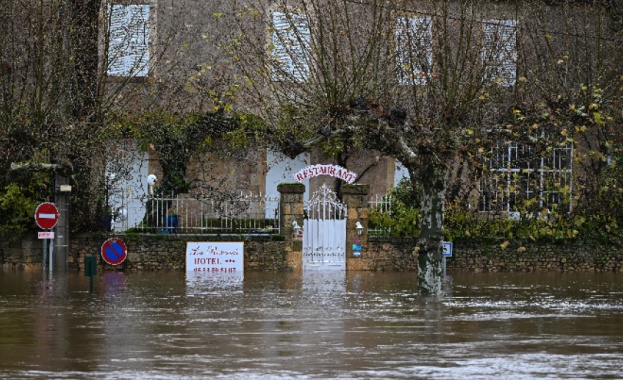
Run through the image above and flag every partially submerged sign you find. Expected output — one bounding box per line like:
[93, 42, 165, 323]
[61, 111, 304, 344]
[101, 238, 128, 265]
[186, 242, 244, 274]
[293, 164, 357, 184]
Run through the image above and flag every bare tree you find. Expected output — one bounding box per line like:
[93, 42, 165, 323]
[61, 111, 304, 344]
[225, 0, 516, 294]
[224, 0, 623, 294]
[0, 0, 221, 231]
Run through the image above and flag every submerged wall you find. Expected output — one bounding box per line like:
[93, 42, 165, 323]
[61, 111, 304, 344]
[364, 237, 623, 273]
[0, 234, 288, 272]
[2, 233, 623, 273]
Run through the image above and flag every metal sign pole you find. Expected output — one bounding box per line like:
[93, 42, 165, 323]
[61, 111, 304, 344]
[42, 238, 47, 272]
[49, 237, 54, 276]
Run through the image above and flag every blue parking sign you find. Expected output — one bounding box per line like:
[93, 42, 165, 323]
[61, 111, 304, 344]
[442, 241, 453, 257]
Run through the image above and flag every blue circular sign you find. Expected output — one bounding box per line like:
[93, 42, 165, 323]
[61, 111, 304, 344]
[101, 238, 127, 265]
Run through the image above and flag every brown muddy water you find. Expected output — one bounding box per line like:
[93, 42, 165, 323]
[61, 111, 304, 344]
[1, 270, 622, 379]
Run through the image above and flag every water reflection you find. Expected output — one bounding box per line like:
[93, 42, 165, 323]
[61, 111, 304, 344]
[0, 270, 622, 379]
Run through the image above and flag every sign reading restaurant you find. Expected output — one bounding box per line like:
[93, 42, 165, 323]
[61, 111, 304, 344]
[293, 164, 357, 184]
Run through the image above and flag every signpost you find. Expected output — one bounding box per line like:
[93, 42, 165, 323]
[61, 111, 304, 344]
[35, 202, 59, 275]
[84, 256, 98, 292]
[101, 238, 128, 265]
[442, 241, 453, 277]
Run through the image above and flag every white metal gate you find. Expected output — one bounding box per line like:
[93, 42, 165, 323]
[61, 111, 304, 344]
[303, 184, 347, 271]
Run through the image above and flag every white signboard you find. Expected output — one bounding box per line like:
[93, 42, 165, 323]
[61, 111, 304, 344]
[186, 242, 244, 274]
[38, 231, 55, 239]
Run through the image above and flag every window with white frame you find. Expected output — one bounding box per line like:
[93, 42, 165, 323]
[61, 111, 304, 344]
[482, 19, 517, 87]
[479, 140, 573, 214]
[271, 11, 310, 82]
[107, 4, 150, 77]
[395, 16, 433, 85]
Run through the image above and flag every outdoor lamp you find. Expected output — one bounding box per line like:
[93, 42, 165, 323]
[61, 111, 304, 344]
[292, 220, 301, 235]
[147, 174, 157, 194]
[355, 221, 364, 235]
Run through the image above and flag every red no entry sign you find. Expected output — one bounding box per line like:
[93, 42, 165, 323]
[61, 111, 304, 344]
[35, 202, 59, 230]
[101, 238, 128, 265]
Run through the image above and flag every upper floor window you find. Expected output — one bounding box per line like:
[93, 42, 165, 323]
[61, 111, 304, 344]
[271, 11, 310, 82]
[107, 4, 150, 77]
[482, 19, 517, 86]
[395, 16, 433, 86]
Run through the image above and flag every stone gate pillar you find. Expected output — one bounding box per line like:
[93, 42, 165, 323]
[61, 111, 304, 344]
[342, 184, 369, 269]
[277, 183, 306, 271]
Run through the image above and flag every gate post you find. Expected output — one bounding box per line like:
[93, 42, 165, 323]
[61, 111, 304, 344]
[342, 184, 370, 268]
[277, 183, 306, 271]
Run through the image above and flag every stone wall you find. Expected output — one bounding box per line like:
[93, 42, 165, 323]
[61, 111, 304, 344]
[349, 238, 419, 271]
[363, 237, 623, 273]
[3, 233, 623, 273]
[1, 234, 288, 272]
[446, 238, 623, 273]
[0, 233, 43, 271]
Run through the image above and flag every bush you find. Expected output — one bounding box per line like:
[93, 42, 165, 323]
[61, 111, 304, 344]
[368, 177, 612, 241]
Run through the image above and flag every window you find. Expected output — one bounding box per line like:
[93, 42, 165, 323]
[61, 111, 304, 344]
[395, 16, 433, 85]
[271, 11, 310, 82]
[482, 19, 517, 86]
[479, 140, 573, 214]
[107, 4, 150, 77]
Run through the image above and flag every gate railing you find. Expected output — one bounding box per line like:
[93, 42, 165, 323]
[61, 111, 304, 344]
[367, 194, 394, 236]
[302, 184, 347, 270]
[304, 184, 347, 220]
[112, 192, 280, 235]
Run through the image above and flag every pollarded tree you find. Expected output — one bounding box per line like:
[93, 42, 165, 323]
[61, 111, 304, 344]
[221, 0, 398, 199]
[225, 0, 526, 294]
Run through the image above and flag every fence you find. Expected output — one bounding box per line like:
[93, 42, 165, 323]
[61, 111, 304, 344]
[367, 194, 394, 236]
[112, 192, 280, 235]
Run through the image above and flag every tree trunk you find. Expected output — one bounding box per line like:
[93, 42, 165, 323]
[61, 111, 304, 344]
[416, 159, 447, 296]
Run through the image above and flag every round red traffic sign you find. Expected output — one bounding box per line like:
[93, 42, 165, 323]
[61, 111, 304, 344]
[101, 238, 128, 265]
[34, 202, 59, 230]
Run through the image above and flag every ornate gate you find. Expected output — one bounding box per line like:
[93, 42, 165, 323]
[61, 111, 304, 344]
[303, 184, 347, 270]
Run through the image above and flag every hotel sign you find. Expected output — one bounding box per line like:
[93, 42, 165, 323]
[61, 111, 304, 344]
[186, 242, 244, 274]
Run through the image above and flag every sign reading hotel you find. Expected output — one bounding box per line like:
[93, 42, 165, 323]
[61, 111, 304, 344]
[186, 242, 244, 274]
[293, 164, 357, 184]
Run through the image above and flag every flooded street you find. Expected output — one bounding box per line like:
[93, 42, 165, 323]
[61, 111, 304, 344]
[1, 270, 623, 379]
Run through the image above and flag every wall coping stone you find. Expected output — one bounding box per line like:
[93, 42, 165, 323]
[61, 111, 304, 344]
[277, 183, 306, 193]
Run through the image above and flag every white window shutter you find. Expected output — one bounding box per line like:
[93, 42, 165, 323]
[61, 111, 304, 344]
[271, 11, 310, 82]
[483, 19, 517, 86]
[107, 4, 150, 77]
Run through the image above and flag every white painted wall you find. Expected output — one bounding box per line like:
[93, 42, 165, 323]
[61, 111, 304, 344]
[265, 151, 310, 218]
[106, 142, 150, 231]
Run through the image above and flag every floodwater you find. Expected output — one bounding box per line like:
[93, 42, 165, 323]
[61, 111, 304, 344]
[1, 270, 623, 379]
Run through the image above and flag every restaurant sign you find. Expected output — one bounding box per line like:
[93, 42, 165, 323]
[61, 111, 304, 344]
[293, 164, 357, 184]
